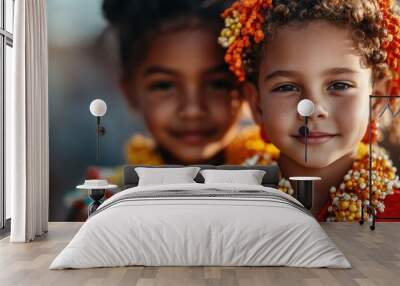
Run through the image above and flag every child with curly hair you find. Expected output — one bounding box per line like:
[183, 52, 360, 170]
[219, 0, 400, 222]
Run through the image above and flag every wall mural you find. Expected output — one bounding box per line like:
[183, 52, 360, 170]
[48, 0, 400, 222]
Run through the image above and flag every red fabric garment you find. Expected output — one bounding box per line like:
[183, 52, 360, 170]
[377, 188, 400, 221]
[317, 200, 330, 222]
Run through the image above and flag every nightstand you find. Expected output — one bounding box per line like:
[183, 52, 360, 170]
[77, 180, 118, 216]
[289, 176, 321, 210]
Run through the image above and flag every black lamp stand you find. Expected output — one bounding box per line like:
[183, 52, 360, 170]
[298, 117, 310, 162]
[96, 116, 106, 162]
[304, 116, 309, 162]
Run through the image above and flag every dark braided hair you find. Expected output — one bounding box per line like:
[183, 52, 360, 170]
[102, 0, 233, 80]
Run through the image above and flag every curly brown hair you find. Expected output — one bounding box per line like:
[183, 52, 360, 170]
[242, 0, 393, 84]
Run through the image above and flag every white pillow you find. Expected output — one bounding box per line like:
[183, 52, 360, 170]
[135, 167, 201, 186]
[200, 169, 266, 185]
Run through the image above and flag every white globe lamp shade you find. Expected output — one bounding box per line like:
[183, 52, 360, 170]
[90, 99, 107, 117]
[297, 99, 314, 117]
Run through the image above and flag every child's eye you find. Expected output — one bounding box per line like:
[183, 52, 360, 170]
[272, 84, 300, 93]
[327, 82, 353, 91]
[148, 81, 175, 91]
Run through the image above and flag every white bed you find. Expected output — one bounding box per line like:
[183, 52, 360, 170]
[50, 183, 351, 269]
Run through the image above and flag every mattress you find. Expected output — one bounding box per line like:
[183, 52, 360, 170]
[50, 183, 351, 269]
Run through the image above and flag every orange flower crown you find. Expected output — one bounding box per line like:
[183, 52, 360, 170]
[218, 0, 400, 96]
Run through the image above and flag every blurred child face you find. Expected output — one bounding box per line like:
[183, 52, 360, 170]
[248, 20, 375, 168]
[123, 28, 242, 163]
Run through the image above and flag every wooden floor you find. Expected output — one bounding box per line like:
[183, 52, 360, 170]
[0, 222, 399, 286]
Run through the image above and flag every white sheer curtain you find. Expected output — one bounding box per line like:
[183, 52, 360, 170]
[6, 0, 49, 242]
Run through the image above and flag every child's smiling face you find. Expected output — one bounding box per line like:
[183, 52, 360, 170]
[248, 20, 375, 168]
[122, 28, 242, 164]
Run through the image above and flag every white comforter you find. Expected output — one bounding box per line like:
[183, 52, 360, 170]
[50, 183, 351, 269]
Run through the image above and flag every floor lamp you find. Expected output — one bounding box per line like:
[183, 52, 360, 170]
[360, 94, 400, 230]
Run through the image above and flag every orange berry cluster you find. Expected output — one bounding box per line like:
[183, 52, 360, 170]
[327, 147, 400, 222]
[361, 120, 379, 144]
[218, 0, 272, 81]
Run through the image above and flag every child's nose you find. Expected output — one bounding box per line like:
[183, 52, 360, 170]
[177, 88, 207, 119]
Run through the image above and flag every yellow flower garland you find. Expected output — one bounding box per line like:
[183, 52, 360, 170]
[327, 143, 399, 222]
[124, 134, 164, 165]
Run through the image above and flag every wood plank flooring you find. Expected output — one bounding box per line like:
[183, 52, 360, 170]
[0, 222, 399, 286]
